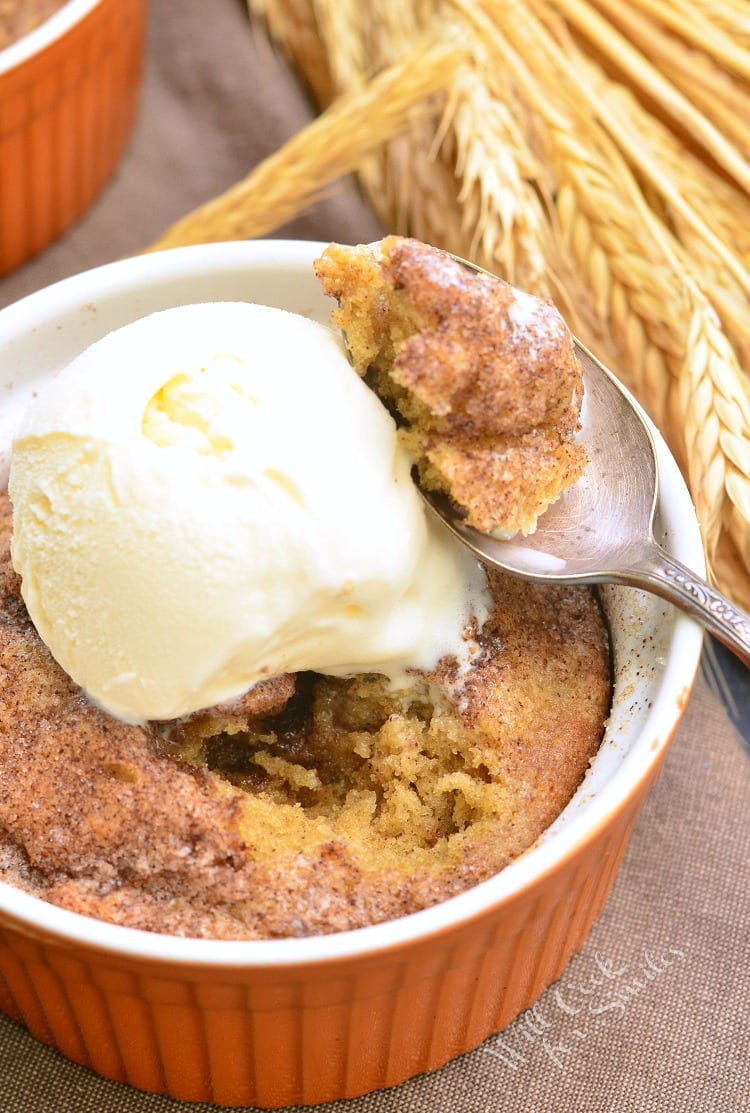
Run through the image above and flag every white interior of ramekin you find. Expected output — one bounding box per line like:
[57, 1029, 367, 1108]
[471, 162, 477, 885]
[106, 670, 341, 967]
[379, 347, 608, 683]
[0, 0, 102, 76]
[0, 241, 705, 965]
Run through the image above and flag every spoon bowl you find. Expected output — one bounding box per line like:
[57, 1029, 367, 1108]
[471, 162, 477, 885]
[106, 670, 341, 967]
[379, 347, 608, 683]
[420, 260, 750, 667]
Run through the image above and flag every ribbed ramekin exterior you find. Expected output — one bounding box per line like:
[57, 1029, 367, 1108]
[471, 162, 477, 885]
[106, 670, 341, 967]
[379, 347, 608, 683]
[0, 0, 146, 277]
[0, 761, 660, 1108]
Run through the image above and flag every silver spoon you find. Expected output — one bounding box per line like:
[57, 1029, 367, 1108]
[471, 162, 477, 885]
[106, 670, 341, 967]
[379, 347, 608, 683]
[418, 261, 750, 668]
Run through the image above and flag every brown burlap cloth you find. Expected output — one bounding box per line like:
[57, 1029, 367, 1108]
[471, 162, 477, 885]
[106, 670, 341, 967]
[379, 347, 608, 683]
[0, 2, 748, 1110]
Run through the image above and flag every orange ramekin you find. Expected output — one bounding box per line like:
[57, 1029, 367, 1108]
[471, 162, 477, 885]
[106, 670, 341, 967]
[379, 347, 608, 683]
[0, 0, 147, 277]
[0, 241, 704, 1107]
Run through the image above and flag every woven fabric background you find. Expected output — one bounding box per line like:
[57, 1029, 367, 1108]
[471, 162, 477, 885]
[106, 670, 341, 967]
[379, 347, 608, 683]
[0, 1, 748, 1110]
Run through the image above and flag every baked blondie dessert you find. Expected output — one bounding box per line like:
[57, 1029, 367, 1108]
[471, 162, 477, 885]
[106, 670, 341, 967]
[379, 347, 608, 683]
[0, 491, 609, 937]
[0, 243, 609, 939]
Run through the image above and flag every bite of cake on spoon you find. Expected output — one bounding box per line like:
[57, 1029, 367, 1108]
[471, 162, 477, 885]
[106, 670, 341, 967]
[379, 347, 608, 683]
[314, 235, 586, 538]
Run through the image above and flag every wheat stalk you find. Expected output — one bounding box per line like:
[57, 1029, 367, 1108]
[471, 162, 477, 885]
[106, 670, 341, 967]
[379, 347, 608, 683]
[235, 0, 750, 601]
[523, 24, 750, 380]
[549, 0, 750, 193]
[680, 293, 750, 565]
[455, 0, 750, 567]
[358, 116, 469, 258]
[452, 1, 682, 411]
[590, 79, 750, 268]
[617, 0, 750, 82]
[247, 0, 471, 267]
[539, 14, 750, 566]
[247, 0, 333, 104]
[714, 534, 750, 612]
[310, 0, 477, 264]
[585, 0, 750, 158]
[310, 0, 369, 94]
[682, 0, 750, 46]
[598, 81, 750, 373]
[149, 39, 465, 251]
[526, 13, 750, 302]
[442, 64, 553, 292]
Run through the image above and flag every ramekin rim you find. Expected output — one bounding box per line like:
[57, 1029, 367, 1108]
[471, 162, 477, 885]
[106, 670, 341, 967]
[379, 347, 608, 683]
[0, 0, 103, 77]
[0, 239, 706, 968]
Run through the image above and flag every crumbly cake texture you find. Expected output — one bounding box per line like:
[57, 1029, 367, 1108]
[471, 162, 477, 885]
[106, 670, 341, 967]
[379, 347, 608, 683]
[0, 0, 66, 49]
[313, 236, 587, 536]
[0, 493, 610, 938]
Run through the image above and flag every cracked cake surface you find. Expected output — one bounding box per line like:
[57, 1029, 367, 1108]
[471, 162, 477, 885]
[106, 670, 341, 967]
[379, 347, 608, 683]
[0, 491, 610, 938]
[0, 243, 609, 938]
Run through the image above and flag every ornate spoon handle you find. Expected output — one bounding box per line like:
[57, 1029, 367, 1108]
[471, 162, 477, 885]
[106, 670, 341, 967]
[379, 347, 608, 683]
[626, 545, 750, 667]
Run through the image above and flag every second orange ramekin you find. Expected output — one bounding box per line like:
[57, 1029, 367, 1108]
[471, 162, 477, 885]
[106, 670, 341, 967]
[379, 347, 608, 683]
[0, 0, 147, 277]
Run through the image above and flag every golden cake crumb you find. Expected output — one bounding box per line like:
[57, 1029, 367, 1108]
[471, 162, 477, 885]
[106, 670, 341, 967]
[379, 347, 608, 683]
[314, 236, 587, 536]
[0, 491, 610, 938]
[0, 0, 66, 49]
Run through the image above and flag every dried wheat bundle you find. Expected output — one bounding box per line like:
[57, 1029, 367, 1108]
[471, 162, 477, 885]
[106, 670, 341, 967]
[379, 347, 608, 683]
[151, 0, 750, 607]
[151, 37, 466, 251]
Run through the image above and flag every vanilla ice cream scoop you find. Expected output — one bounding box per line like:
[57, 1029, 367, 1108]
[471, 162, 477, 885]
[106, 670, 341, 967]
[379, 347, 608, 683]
[9, 302, 489, 723]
